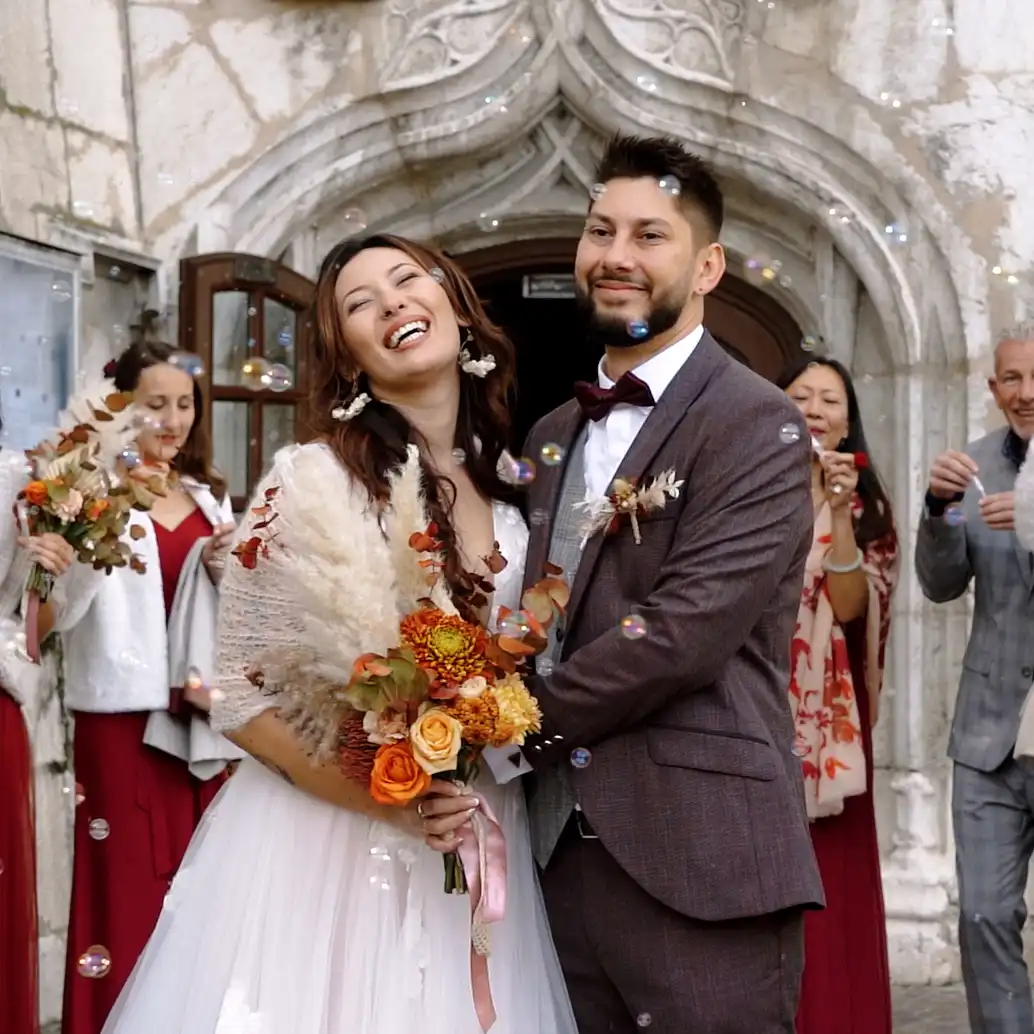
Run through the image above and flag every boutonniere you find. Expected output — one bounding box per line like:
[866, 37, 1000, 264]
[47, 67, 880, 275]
[576, 468, 684, 544]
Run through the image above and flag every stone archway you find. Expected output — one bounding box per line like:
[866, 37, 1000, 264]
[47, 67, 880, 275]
[164, 0, 985, 982]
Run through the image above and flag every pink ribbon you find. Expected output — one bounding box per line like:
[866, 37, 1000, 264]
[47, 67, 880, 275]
[457, 796, 507, 1032]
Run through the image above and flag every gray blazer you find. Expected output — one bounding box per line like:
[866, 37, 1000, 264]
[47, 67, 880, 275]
[915, 428, 1034, 772]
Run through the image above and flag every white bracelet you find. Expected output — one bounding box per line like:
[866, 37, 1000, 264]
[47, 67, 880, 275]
[823, 548, 863, 575]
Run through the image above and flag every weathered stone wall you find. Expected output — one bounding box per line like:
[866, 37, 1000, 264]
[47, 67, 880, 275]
[2, 0, 1033, 1023]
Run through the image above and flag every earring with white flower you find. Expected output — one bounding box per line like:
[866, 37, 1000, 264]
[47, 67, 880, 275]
[331, 379, 371, 422]
[458, 328, 497, 378]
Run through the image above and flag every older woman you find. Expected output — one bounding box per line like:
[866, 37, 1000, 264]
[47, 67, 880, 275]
[776, 357, 899, 1034]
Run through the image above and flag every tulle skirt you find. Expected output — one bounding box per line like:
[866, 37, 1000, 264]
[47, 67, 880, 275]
[102, 758, 577, 1034]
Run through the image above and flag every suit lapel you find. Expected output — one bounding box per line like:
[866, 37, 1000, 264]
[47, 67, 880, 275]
[522, 400, 585, 592]
[564, 332, 726, 628]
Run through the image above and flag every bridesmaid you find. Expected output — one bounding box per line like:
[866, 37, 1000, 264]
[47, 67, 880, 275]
[56, 340, 236, 1034]
[0, 443, 75, 1034]
[777, 356, 899, 1034]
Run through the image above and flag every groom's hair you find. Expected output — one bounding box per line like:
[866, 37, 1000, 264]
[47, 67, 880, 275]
[593, 134, 724, 242]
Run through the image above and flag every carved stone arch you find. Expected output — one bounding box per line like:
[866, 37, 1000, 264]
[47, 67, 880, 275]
[166, 0, 973, 376]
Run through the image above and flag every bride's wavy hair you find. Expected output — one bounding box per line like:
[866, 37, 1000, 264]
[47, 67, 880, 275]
[310, 233, 518, 611]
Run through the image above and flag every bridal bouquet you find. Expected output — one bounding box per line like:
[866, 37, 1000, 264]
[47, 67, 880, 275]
[339, 522, 568, 894]
[18, 379, 164, 660]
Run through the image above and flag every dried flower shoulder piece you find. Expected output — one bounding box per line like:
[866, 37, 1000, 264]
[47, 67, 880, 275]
[577, 468, 684, 545]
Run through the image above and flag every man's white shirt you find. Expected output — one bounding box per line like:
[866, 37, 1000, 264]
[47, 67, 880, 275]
[583, 324, 704, 500]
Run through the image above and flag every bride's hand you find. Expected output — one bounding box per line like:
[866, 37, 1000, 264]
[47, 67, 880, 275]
[415, 780, 480, 853]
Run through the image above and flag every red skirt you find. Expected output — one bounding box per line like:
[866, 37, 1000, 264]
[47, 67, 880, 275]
[62, 712, 225, 1034]
[0, 690, 40, 1034]
[796, 631, 892, 1034]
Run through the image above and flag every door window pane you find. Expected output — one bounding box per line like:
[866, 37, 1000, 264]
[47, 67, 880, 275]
[261, 404, 295, 477]
[212, 291, 252, 387]
[0, 250, 76, 451]
[264, 298, 297, 379]
[212, 400, 250, 499]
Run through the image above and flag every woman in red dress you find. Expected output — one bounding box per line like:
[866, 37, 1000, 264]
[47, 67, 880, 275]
[0, 447, 75, 1034]
[777, 357, 900, 1034]
[56, 340, 237, 1034]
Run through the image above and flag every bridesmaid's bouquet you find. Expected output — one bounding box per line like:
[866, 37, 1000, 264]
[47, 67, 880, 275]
[18, 379, 164, 660]
[339, 523, 568, 894]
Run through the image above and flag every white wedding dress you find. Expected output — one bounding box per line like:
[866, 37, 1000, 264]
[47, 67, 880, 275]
[102, 490, 576, 1034]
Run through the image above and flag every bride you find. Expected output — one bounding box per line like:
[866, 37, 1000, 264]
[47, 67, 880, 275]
[102, 235, 577, 1034]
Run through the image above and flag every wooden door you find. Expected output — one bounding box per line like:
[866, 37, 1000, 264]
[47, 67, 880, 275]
[179, 253, 315, 510]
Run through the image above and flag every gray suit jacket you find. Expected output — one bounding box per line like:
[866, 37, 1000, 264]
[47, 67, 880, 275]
[915, 428, 1034, 772]
[521, 332, 824, 922]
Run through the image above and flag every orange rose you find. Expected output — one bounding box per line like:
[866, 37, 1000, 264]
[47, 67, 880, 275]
[369, 742, 431, 806]
[84, 498, 109, 522]
[24, 481, 48, 507]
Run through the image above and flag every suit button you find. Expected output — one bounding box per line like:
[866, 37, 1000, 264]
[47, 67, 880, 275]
[1023, 667, 1033, 680]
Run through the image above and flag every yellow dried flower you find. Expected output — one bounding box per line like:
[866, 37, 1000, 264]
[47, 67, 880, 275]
[487, 673, 542, 747]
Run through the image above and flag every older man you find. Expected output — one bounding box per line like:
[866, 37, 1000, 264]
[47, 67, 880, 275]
[916, 334, 1034, 1033]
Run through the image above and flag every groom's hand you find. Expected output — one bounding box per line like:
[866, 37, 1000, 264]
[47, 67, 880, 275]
[417, 780, 479, 854]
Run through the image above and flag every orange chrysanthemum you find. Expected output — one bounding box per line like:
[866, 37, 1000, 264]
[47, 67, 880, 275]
[399, 608, 492, 692]
[444, 693, 501, 746]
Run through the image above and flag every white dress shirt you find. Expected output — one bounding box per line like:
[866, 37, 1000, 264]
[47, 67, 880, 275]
[583, 325, 704, 500]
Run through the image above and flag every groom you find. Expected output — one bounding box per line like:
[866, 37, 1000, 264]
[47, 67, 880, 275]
[516, 135, 823, 1032]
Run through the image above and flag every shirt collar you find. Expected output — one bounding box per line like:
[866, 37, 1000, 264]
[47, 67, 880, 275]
[597, 324, 705, 399]
[1003, 427, 1029, 469]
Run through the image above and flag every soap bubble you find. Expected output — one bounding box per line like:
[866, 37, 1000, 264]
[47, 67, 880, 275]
[451, 448, 466, 464]
[76, 945, 112, 979]
[477, 212, 501, 233]
[530, 509, 549, 526]
[169, 352, 205, 378]
[658, 175, 681, 197]
[590, 183, 606, 201]
[498, 613, 531, 639]
[619, 614, 647, 639]
[637, 1016, 653, 1029]
[778, 422, 802, 445]
[627, 320, 650, 340]
[51, 281, 73, 302]
[241, 357, 272, 390]
[635, 73, 658, 92]
[429, 267, 445, 283]
[88, 818, 110, 841]
[878, 91, 902, 109]
[570, 747, 592, 769]
[801, 335, 821, 352]
[118, 445, 141, 470]
[538, 658, 555, 676]
[945, 505, 966, 527]
[743, 256, 781, 286]
[791, 736, 809, 758]
[74, 782, 86, 806]
[884, 222, 909, 246]
[540, 443, 564, 466]
[266, 363, 293, 393]
[826, 203, 853, 225]
[342, 207, 367, 235]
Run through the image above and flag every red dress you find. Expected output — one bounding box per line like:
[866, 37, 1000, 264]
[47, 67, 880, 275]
[62, 509, 225, 1034]
[796, 620, 892, 1034]
[0, 688, 40, 1034]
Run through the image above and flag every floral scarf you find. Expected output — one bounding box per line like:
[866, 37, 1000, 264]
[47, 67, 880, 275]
[788, 499, 898, 820]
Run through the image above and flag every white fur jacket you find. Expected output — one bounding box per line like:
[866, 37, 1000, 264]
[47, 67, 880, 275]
[209, 442, 457, 751]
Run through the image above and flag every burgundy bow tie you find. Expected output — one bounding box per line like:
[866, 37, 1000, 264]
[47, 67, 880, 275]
[574, 371, 656, 422]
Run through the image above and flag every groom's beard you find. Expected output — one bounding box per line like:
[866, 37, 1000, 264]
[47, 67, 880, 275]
[574, 280, 685, 351]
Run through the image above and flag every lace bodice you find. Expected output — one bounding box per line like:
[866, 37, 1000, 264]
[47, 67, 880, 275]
[210, 445, 530, 735]
[488, 500, 529, 631]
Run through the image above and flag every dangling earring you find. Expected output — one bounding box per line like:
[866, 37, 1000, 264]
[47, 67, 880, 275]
[458, 328, 497, 378]
[331, 378, 371, 422]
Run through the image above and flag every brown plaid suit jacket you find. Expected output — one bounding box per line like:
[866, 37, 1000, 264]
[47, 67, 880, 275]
[522, 332, 824, 922]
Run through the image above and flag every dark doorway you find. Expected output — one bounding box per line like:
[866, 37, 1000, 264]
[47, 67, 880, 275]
[462, 239, 806, 451]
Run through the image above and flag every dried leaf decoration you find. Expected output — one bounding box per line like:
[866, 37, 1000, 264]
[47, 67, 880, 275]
[232, 485, 281, 570]
[483, 542, 507, 575]
[129, 525, 146, 540]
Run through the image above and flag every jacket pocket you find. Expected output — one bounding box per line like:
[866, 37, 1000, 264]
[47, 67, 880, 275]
[646, 726, 777, 781]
